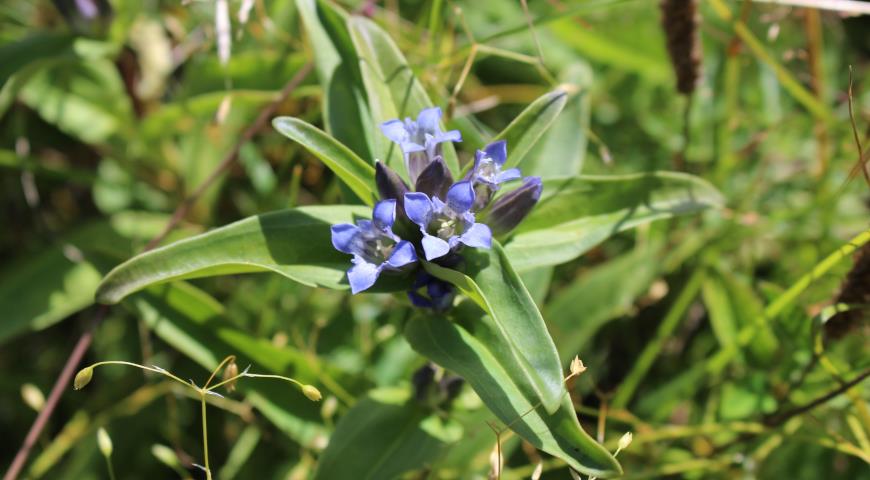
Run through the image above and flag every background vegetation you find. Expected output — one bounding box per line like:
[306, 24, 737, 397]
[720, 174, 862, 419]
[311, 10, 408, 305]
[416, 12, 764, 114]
[1, 0, 869, 478]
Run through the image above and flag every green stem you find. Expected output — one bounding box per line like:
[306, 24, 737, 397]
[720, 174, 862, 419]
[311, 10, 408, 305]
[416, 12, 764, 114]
[87, 361, 190, 389]
[201, 393, 211, 480]
[104, 456, 116, 480]
[612, 270, 704, 408]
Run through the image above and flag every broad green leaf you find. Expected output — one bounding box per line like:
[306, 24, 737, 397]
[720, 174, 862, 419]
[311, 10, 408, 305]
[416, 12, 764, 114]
[296, 0, 374, 159]
[96, 206, 372, 304]
[0, 212, 172, 344]
[314, 387, 455, 479]
[495, 88, 568, 169]
[546, 244, 661, 358]
[423, 241, 565, 414]
[273, 117, 376, 205]
[505, 172, 723, 271]
[347, 15, 460, 176]
[404, 308, 622, 478]
[130, 281, 330, 445]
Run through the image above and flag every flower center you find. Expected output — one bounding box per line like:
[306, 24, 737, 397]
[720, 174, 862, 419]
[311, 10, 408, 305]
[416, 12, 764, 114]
[478, 158, 498, 183]
[359, 233, 396, 264]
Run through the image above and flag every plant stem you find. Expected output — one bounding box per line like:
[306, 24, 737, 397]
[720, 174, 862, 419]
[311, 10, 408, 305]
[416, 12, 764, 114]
[104, 456, 116, 480]
[201, 393, 211, 480]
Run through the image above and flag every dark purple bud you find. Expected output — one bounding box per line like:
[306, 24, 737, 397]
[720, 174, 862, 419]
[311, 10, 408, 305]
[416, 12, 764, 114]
[414, 156, 453, 199]
[486, 176, 543, 236]
[375, 161, 409, 203]
[440, 375, 464, 402]
[411, 363, 436, 401]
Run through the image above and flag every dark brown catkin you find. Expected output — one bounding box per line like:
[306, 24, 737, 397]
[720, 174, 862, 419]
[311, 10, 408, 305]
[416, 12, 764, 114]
[826, 242, 870, 339]
[660, 0, 702, 95]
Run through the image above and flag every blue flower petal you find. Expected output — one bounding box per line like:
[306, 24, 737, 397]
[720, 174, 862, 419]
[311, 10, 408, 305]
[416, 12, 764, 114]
[347, 259, 381, 294]
[416, 107, 442, 132]
[483, 140, 507, 165]
[330, 224, 359, 255]
[421, 234, 451, 260]
[496, 168, 522, 183]
[386, 240, 418, 268]
[459, 222, 492, 249]
[372, 199, 396, 230]
[446, 181, 475, 213]
[439, 129, 462, 143]
[404, 192, 433, 227]
[380, 120, 408, 144]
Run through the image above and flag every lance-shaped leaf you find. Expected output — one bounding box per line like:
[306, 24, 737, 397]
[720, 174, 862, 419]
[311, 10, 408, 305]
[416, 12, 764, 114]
[505, 172, 723, 271]
[423, 241, 564, 414]
[404, 305, 622, 478]
[347, 15, 460, 177]
[272, 117, 376, 205]
[96, 206, 394, 304]
[495, 88, 568, 169]
[296, 0, 374, 160]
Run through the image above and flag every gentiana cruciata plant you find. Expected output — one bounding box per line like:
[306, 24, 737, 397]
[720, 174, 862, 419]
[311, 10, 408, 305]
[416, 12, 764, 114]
[330, 106, 542, 308]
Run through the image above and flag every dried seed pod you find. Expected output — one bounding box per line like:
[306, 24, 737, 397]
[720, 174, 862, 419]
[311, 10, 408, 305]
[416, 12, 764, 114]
[222, 359, 239, 393]
[826, 242, 870, 339]
[660, 0, 702, 95]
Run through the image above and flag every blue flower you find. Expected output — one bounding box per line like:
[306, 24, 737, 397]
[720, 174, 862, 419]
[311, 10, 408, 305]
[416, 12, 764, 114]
[404, 181, 492, 261]
[470, 140, 521, 190]
[380, 107, 461, 184]
[331, 200, 418, 294]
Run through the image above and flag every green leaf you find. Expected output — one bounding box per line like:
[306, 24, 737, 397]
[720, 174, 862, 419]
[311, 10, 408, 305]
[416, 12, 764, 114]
[272, 117, 376, 204]
[423, 241, 565, 414]
[505, 172, 723, 271]
[296, 0, 374, 160]
[495, 88, 568, 169]
[96, 206, 372, 304]
[702, 267, 778, 365]
[313, 387, 454, 479]
[347, 15, 460, 176]
[404, 307, 622, 478]
[19, 58, 132, 144]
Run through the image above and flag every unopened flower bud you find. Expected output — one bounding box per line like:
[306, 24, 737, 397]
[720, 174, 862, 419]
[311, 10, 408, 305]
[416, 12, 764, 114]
[618, 431, 633, 451]
[74, 366, 94, 390]
[302, 384, 322, 401]
[151, 444, 181, 469]
[375, 161, 409, 202]
[21, 384, 45, 412]
[411, 363, 436, 401]
[485, 176, 543, 235]
[414, 156, 453, 199]
[440, 375, 464, 403]
[222, 359, 239, 393]
[97, 427, 113, 457]
[569, 356, 587, 378]
[321, 396, 338, 420]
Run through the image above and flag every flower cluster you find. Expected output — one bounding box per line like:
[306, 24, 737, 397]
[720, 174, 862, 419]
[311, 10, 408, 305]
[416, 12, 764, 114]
[330, 107, 543, 308]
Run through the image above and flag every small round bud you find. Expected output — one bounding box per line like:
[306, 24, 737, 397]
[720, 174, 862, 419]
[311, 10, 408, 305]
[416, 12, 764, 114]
[222, 360, 239, 393]
[21, 384, 45, 412]
[618, 431, 633, 451]
[302, 384, 322, 401]
[97, 427, 113, 457]
[151, 444, 181, 469]
[74, 367, 94, 390]
[321, 396, 338, 420]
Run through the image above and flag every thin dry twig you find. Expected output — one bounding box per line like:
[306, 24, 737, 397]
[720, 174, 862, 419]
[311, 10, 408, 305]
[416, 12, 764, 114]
[2, 62, 313, 480]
